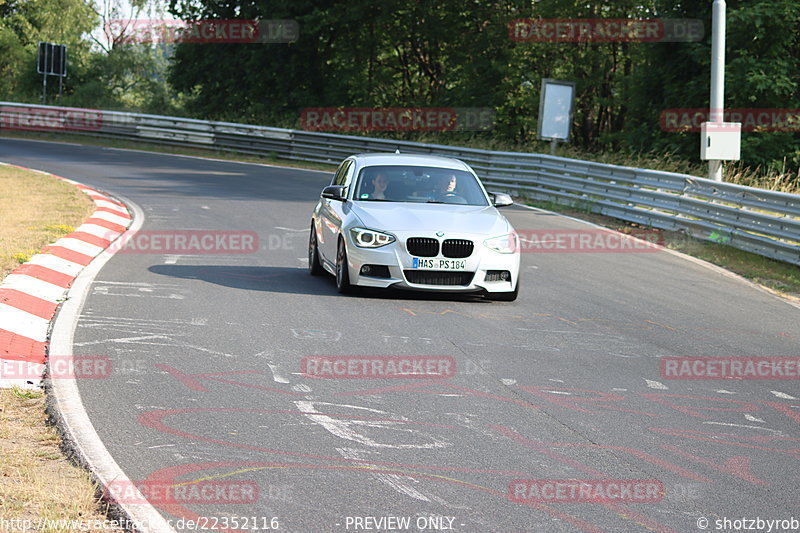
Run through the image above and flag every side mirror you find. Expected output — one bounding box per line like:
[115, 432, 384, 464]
[322, 185, 347, 200]
[490, 192, 514, 207]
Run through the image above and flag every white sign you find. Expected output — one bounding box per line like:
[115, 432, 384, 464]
[538, 79, 575, 141]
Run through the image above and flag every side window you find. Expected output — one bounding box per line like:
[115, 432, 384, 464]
[342, 161, 356, 187]
[333, 160, 353, 186]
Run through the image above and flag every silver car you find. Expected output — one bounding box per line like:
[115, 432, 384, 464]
[308, 153, 520, 301]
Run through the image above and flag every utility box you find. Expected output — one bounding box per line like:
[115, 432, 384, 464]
[700, 122, 741, 160]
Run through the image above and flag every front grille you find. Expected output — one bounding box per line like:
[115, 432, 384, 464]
[404, 270, 474, 286]
[406, 237, 439, 257]
[442, 239, 474, 258]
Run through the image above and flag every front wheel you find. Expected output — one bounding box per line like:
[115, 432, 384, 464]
[308, 223, 324, 276]
[335, 238, 353, 294]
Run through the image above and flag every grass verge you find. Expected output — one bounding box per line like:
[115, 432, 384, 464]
[524, 199, 800, 302]
[0, 166, 121, 531]
[0, 164, 95, 279]
[0, 388, 123, 531]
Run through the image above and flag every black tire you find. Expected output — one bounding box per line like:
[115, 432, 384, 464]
[308, 223, 324, 276]
[487, 279, 519, 302]
[335, 238, 353, 294]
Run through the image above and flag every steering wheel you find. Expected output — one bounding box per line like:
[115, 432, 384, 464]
[441, 192, 467, 204]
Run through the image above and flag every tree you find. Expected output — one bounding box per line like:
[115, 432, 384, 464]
[0, 0, 97, 102]
[625, 0, 800, 169]
[166, 0, 520, 124]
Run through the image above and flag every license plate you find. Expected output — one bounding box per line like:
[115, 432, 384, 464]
[412, 258, 466, 270]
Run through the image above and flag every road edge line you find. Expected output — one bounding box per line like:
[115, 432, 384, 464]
[47, 192, 176, 533]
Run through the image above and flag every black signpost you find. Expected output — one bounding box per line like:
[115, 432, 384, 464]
[37, 42, 67, 103]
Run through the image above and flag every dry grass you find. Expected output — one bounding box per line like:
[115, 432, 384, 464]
[0, 165, 95, 279]
[0, 166, 121, 531]
[0, 388, 123, 532]
[725, 159, 800, 193]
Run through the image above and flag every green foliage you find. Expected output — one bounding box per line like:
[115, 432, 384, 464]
[0, 0, 179, 114]
[1, 0, 797, 182]
[66, 43, 174, 111]
[162, 0, 798, 178]
[0, 0, 97, 101]
[166, 1, 522, 124]
[624, 0, 800, 171]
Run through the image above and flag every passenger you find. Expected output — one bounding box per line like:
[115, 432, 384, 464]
[369, 173, 388, 199]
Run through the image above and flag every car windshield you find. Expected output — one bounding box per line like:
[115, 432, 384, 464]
[354, 165, 489, 206]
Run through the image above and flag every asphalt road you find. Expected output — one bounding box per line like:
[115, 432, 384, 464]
[2, 137, 799, 533]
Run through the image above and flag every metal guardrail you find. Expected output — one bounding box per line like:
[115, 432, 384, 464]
[2, 101, 798, 266]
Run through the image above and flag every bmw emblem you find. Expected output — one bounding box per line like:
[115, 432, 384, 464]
[435, 231, 445, 237]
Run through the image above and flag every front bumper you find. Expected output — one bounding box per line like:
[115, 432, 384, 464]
[344, 230, 520, 293]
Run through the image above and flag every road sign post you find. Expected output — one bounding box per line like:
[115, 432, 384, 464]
[37, 42, 67, 104]
[705, 0, 740, 182]
[537, 79, 576, 156]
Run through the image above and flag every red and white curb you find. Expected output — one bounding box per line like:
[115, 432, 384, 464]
[0, 162, 132, 389]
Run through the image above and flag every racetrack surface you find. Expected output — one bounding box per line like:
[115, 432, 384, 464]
[2, 137, 799, 533]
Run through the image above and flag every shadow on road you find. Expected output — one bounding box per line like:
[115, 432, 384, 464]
[148, 264, 492, 303]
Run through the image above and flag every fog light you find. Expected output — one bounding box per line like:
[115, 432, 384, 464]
[485, 270, 511, 282]
[360, 265, 391, 278]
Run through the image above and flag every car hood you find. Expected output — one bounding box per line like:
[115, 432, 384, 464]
[349, 202, 510, 235]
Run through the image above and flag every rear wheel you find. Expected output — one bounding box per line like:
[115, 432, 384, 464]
[308, 223, 324, 276]
[335, 238, 353, 294]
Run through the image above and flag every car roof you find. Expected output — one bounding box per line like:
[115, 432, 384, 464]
[351, 153, 471, 171]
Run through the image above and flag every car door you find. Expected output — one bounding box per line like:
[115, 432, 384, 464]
[318, 159, 354, 263]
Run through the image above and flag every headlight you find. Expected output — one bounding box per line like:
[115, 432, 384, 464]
[350, 227, 396, 248]
[483, 232, 518, 254]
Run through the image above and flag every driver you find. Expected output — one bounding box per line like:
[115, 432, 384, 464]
[433, 173, 457, 200]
